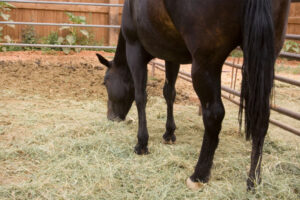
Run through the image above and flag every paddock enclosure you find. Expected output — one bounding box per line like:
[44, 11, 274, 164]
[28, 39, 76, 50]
[0, 1, 299, 199]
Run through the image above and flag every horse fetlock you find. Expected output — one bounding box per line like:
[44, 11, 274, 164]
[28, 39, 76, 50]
[137, 131, 149, 143]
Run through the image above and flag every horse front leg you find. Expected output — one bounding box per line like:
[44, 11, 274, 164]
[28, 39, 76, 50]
[126, 41, 152, 155]
[163, 61, 180, 144]
[187, 60, 225, 190]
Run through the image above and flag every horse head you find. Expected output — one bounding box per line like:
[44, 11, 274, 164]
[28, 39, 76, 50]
[96, 53, 134, 122]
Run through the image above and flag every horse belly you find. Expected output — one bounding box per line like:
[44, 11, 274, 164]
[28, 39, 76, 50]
[139, 32, 192, 64]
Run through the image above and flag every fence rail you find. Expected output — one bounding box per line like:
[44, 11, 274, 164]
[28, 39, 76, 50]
[285, 34, 300, 40]
[280, 51, 300, 60]
[0, 0, 124, 7]
[0, 21, 121, 29]
[0, 43, 116, 49]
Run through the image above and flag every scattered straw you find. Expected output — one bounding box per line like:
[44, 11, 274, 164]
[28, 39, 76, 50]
[0, 89, 299, 199]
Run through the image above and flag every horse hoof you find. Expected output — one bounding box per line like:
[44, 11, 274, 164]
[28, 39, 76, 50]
[186, 177, 204, 191]
[247, 177, 260, 192]
[134, 145, 149, 155]
[162, 134, 176, 144]
[163, 140, 176, 145]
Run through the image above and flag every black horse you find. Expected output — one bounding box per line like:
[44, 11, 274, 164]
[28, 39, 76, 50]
[96, 0, 291, 190]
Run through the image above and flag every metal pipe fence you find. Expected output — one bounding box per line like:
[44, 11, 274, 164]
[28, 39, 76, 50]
[0, 0, 123, 7]
[224, 62, 300, 87]
[0, 43, 116, 49]
[279, 52, 300, 60]
[0, 21, 121, 29]
[151, 61, 300, 137]
[285, 34, 300, 40]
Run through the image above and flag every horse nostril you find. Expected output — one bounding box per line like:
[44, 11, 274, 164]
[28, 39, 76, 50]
[107, 111, 124, 122]
[113, 117, 123, 122]
[107, 113, 115, 121]
[107, 115, 122, 122]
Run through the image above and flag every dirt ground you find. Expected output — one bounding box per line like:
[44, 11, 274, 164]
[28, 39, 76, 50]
[0, 50, 299, 114]
[0, 51, 206, 109]
[0, 51, 112, 101]
[0, 51, 196, 102]
[0, 50, 299, 102]
[0, 50, 299, 119]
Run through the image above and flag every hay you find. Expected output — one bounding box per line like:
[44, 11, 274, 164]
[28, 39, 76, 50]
[0, 90, 299, 199]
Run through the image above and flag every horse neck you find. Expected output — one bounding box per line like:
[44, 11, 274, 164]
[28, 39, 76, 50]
[113, 31, 128, 68]
[113, 31, 133, 83]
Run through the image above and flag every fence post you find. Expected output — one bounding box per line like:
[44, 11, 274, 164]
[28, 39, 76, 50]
[109, 0, 120, 46]
[198, 103, 202, 116]
[151, 62, 155, 77]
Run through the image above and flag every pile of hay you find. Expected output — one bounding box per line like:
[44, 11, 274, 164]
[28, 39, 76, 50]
[0, 89, 299, 199]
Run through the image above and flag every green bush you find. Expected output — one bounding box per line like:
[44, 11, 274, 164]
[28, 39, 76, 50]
[21, 26, 39, 50]
[59, 12, 91, 54]
[230, 49, 243, 58]
[0, 1, 15, 51]
[283, 40, 300, 54]
[41, 31, 64, 52]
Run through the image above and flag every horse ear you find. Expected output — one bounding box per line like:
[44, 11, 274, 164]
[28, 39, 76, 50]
[96, 53, 111, 68]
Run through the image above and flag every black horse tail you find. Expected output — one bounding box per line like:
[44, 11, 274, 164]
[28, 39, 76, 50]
[239, 0, 276, 140]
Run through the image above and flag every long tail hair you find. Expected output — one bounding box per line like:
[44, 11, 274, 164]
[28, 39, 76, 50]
[239, 0, 276, 140]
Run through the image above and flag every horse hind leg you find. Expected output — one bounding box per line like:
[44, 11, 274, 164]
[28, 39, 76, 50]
[162, 61, 180, 144]
[187, 59, 225, 190]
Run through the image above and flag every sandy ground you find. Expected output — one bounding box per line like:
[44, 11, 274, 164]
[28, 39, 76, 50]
[0, 50, 299, 123]
[0, 51, 202, 103]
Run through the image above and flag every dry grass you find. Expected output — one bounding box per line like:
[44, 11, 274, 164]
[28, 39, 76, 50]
[0, 89, 299, 200]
